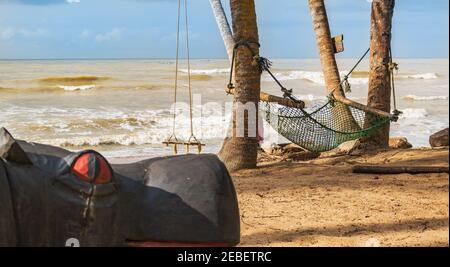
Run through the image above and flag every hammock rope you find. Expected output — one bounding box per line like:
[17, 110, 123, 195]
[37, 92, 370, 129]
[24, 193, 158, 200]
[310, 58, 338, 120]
[227, 42, 400, 152]
[261, 99, 392, 152]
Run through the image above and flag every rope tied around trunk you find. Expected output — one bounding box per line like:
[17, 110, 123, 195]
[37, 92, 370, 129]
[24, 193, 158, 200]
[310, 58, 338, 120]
[226, 40, 301, 104]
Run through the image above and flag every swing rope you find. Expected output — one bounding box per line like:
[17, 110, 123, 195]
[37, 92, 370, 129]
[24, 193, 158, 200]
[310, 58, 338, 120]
[184, 0, 194, 138]
[168, 0, 182, 144]
[164, 0, 204, 154]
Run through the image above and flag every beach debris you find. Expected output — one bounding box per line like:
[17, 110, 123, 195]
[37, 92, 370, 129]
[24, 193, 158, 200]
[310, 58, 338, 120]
[352, 165, 449, 174]
[389, 137, 412, 149]
[257, 148, 279, 163]
[319, 140, 361, 158]
[261, 143, 302, 156]
[429, 128, 449, 148]
[282, 151, 320, 162]
[283, 143, 305, 154]
[262, 143, 285, 156]
[260, 143, 319, 161]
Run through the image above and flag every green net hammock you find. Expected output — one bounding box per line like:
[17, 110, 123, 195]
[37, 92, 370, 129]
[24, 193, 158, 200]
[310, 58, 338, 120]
[260, 98, 392, 152]
[226, 42, 399, 153]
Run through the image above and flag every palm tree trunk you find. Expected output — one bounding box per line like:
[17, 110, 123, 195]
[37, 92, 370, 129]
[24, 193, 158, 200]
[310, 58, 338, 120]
[308, 0, 360, 132]
[308, 0, 343, 97]
[209, 0, 234, 61]
[217, 0, 261, 172]
[363, 0, 395, 148]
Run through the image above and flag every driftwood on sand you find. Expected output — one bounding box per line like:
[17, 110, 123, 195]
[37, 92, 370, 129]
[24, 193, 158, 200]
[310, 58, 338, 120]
[352, 165, 449, 174]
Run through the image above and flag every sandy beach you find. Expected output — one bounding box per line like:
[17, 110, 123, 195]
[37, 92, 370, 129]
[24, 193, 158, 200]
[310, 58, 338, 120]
[235, 147, 449, 247]
[112, 147, 449, 247]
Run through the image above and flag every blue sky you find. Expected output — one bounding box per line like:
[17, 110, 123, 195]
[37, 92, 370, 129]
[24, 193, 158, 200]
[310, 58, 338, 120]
[0, 0, 448, 59]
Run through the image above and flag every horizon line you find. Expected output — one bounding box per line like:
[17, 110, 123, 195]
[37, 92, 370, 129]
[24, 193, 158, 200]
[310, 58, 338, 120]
[0, 56, 448, 61]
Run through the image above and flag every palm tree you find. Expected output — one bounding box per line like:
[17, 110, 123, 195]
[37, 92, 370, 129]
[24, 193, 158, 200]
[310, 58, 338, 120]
[308, 0, 360, 132]
[209, 0, 234, 61]
[363, 0, 396, 148]
[217, 0, 261, 172]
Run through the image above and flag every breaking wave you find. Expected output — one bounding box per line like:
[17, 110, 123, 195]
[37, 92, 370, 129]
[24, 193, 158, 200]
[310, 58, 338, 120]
[190, 74, 214, 81]
[266, 71, 439, 85]
[2, 105, 230, 148]
[403, 95, 448, 101]
[181, 68, 439, 84]
[180, 68, 229, 75]
[58, 85, 96, 91]
[398, 73, 439, 79]
[46, 133, 159, 147]
[0, 76, 112, 93]
[0, 83, 168, 93]
[35, 76, 111, 85]
[399, 108, 428, 119]
[266, 70, 368, 85]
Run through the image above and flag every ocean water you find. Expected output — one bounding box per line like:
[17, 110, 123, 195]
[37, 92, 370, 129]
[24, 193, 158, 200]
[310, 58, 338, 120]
[0, 58, 448, 158]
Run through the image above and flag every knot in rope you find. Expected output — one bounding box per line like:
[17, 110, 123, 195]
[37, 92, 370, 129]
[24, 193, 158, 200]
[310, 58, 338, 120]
[256, 56, 272, 73]
[342, 75, 351, 93]
[388, 47, 401, 119]
[388, 61, 398, 73]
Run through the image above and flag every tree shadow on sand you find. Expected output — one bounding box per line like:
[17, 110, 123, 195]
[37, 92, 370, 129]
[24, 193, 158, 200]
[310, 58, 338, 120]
[241, 217, 449, 246]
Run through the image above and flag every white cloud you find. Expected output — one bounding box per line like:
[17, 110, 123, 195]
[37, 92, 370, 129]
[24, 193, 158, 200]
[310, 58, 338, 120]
[79, 29, 92, 38]
[0, 27, 15, 40]
[66, 0, 80, 3]
[0, 27, 48, 40]
[18, 28, 48, 37]
[95, 28, 125, 43]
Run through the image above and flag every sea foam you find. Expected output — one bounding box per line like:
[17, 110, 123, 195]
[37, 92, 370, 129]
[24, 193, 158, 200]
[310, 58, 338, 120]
[180, 68, 229, 75]
[58, 85, 96, 91]
[403, 95, 448, 101]
[399, 108, 428, 119]
[398, 73, 439, 79]
[265, 70, 439, 85]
